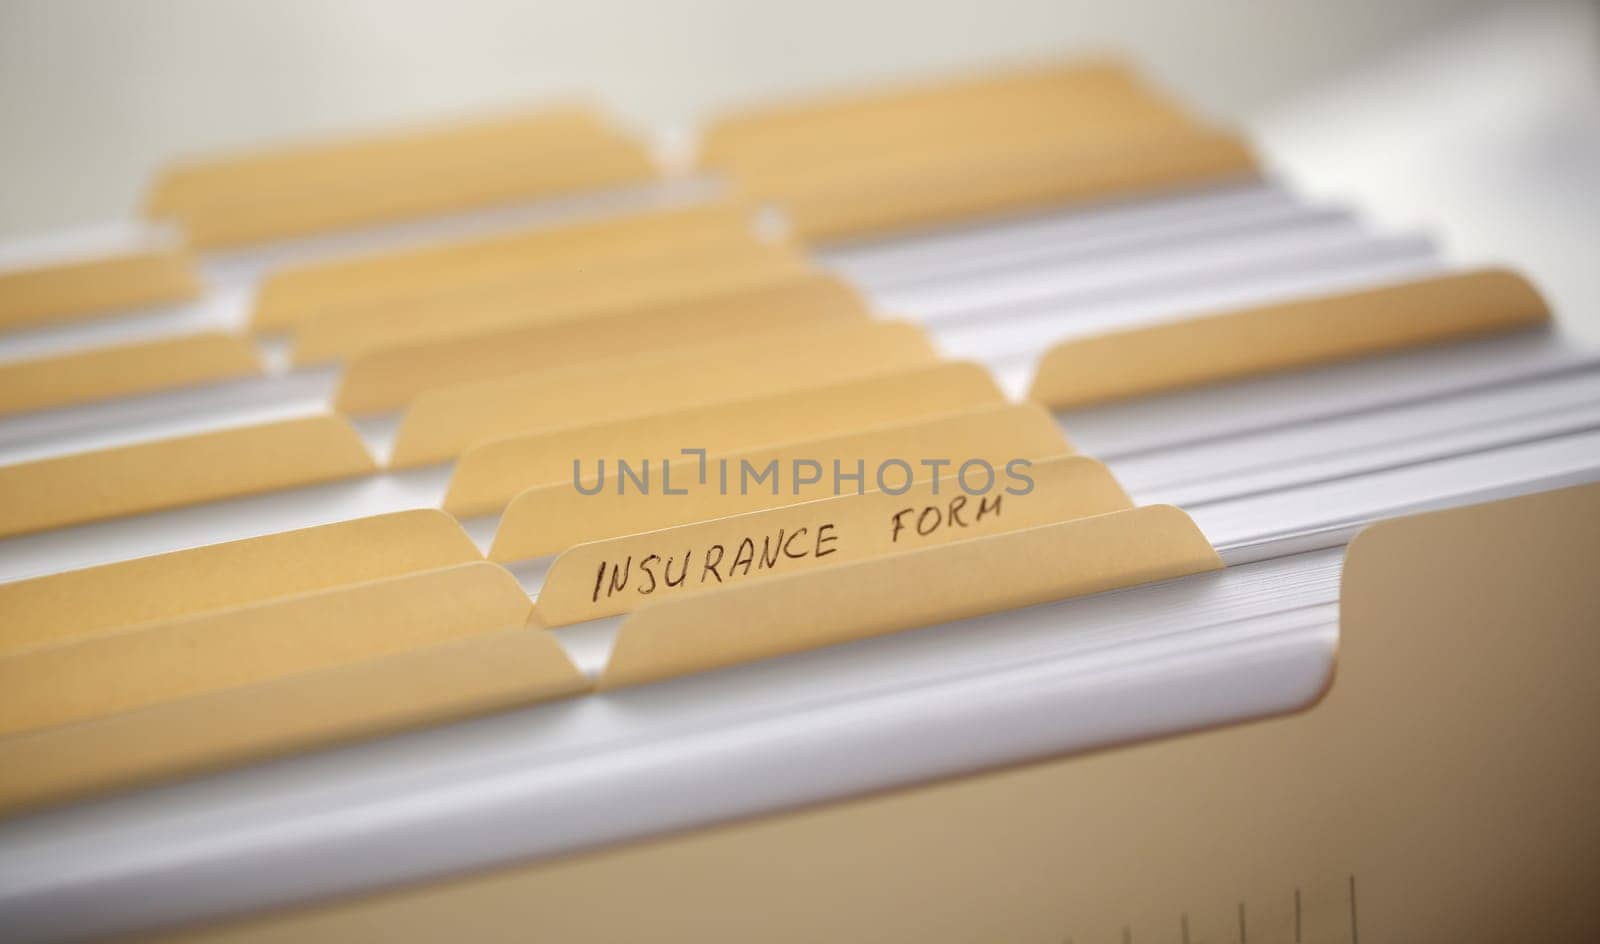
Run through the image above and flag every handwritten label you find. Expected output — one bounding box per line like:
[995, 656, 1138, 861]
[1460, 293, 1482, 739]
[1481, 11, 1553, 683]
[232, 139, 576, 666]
[593, 524, 840, 603]
[534, 455, 1127, 628]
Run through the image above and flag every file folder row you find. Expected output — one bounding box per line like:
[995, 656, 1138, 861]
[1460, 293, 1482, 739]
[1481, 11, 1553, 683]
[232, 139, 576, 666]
[0, 57, 1595, 941]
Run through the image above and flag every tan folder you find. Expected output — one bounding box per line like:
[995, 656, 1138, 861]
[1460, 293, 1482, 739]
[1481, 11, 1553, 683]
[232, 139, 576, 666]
[711, 79, 1195, 187]
[531, 454, 1127, 626]
[0, 563, 588, 815]
[602, 504, 1220, 689]
[147, 106, 621, 214]
[0, 561, 530, 740]
[0, 332, 261, 417]
[288, 238, 812, 363]
[163, 141, 655, 249]
[170, 486, 1600, 944]
[700, 58, 1173, 170]
[0, 510, 481, 657]
[1029, 268, 1551, 409]
[387, 320, 938, 468]
[0, 243, 201, 331]
[701, 57, 1250, 242]
[764, 126, 1257, 243]
[0, 622, 588, 817]
[489, 401, 1071, 561]
[443, 363, 1007, 517]
[332, 273, 869, 414]
[253, 201, 765, 334]
[0, 415, 376, 538]
[145, 106, 659, 248]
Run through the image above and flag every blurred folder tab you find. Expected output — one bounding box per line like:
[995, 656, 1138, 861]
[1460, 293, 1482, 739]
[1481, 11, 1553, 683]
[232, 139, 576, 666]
[531, 454, 1127, 626]
[388, 320, 939, 468]
[489, 401, 1073, 562]
[1029, 269, 1551, 409]
[699, 58, 1184, 172]
[144, 105, 659, 248]
[251, 200, 760, 333]
[0, 239, 201, 331]
[0, 561, 532, 740]
[0, 510, 481, 658]
[0, 415, 377, 538]
[600, 504, 1222, 689]
[289, 238, 812, 363]
[767, 127, 1257, 243]
[0, 621, 587, 816]
[702, 57, 1255, 242]
[0, 332, 261, 416]
[333, 273, 870, 414]
[444, 363, 1008, 517]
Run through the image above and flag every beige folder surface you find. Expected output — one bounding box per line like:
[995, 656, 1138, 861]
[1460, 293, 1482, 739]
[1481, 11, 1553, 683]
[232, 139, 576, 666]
[272, 226, 787, 349]
[146, 106, 621, 214]
[0, 611, 587, 816]
[722, 82, 1203, 195]
[171, 484, 1600, 943]
[444, 363, 1006, 517]
[252, 201, 757, 331]
[531, 454, 1126, 626]
[769, 127, 1257, 242]
[146, 107, 658, 248]
[0, 415, 377, 538]
[0, 332, 261, 416]
[333, 273, 868, 414]
[0, 561, 530, 740]
[289, 240, 811, 363]
[1029, 269, 1550, 409]
[700, 58, 1164, 170]
[163, 143, 657, 249]
[387, 320, 937, 468]
[489, 401, 1070, 561]
[601, 504, 1220, 689]
[0, 245, 201, 330]
[0, 510, 481, 657]
[714, 83, 1194, 188]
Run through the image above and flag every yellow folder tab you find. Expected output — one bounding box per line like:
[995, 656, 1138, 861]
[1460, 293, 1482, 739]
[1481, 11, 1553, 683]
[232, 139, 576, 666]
[0, 245, 201, 331]
[601, 504, 1220, 689]
[146, 107, 659, 248]
[0, 621, 588, 816]
[715, 60, 1200, 196]
[534, 454, 1124, 627]
[146, 106, 620, 213]
[0, 509, 480, 658]
[489, 401, 1069, 562]
[1029, 268, 1552, 409]
[700, 58, 1162, 170]
[168, 142, 658, 250]
[0, 561, 531, 740]
[446, 363, 1006, 518]
[0, 332, 261, 417]
[768, 126, 1258, 243]
[0, 415, 377, 539]
[726, 99, 1197, 198]
[389, 320, 938, 469]
[333, 273, 869, 414]
[712, 87, 1193, 187]
[289, 238, 811, 364]
[252, 201, 759, 333]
